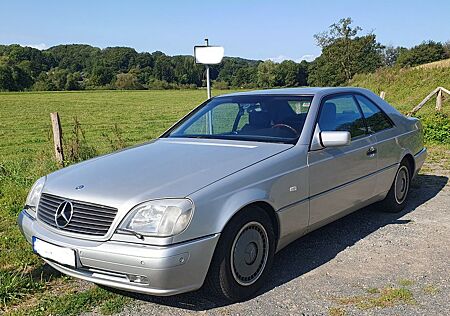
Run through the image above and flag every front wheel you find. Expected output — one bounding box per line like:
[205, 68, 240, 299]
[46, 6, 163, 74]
[378, 160, 412, 213]
[205, 207, 275, 301]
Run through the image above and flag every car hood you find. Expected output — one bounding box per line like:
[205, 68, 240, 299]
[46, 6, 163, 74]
[44, 138, 292, 209]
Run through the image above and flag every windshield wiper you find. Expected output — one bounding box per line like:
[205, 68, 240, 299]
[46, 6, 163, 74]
[116, 228, 144, 240]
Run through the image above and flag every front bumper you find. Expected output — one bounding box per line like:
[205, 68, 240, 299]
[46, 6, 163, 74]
[18, 210, 219, 296]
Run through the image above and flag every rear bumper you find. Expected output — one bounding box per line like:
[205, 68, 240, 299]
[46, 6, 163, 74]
[413, 147, 427, 178]
[18, 210, 219, 296]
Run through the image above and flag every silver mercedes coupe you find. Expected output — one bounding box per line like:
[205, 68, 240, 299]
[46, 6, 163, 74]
[18, 87, 427, 301]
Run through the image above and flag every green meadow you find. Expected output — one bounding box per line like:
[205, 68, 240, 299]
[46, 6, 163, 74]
[0, 89, 225, 314]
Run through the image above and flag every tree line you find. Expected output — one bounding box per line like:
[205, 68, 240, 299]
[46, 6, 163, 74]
[0, 18, 449, 92]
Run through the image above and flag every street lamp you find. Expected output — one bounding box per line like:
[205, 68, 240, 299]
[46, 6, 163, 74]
[194, 38, 224, 99]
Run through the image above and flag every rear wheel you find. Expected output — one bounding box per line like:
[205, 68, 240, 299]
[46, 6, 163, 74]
[378, 159, 412, 213]
[205, 206, 275, 301]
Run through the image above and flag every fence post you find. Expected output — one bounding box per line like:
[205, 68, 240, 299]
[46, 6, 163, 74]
[436, 88, 443, 111]
[379, 91, 386, 100]
[50, 112, 64, 166]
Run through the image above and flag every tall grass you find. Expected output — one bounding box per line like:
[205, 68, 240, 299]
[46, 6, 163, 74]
[350, 66, 450, 114]
[351, 66, 450, 146]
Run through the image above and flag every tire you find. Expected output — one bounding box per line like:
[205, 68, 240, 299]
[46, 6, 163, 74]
[378, 159, 412, 213]
[205, 206, 276, 302]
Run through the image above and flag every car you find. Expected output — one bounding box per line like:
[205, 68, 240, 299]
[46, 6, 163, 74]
[18, 87, 427, 301]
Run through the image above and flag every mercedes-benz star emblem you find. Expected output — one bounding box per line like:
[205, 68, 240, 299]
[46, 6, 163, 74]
[54, 201, 74, 228]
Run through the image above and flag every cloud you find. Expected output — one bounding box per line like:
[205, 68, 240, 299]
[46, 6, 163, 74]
[267, 54, 316, 63]
[299, 54, 315, 62]
[25, 43, 48, 50]
[268, 55, 291, 63]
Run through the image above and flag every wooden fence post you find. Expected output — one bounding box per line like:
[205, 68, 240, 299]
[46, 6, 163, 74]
[50, 112, 64, 166]
[379, 91, 386, 100]
[436, 88, 443, 111]
[408, 86, 449, 116]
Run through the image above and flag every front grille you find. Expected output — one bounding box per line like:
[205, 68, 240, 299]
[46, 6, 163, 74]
[37, 193, 118, 236]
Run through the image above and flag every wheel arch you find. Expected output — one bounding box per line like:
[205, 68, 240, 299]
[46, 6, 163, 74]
[401, 152, 415, 176]
[221, 199, 280, 244]
[242, 201, 280, 242]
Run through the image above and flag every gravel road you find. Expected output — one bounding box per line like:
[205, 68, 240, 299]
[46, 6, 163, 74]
[86, 166, 449, 316]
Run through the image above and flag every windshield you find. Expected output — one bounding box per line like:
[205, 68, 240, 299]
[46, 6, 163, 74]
[165, 95, 313, 144]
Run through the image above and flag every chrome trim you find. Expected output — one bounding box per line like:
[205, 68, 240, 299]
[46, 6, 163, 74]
[37, 194, 117, 236]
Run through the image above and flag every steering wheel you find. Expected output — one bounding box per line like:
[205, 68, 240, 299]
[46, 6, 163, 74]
[271, 124, 299, 137]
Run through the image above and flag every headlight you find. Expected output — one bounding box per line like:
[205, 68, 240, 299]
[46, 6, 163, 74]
[119, 199, 194, 237]
[25, 176, 46, 210]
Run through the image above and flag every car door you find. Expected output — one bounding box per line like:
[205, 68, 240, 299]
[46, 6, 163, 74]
[354, 94, 398, 196]
[307, 94, 377, 228]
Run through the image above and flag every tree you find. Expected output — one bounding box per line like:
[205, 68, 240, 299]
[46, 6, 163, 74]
[444, 41, 450, 59]
[11, 65, 33, 90]
[382, 46, 406, 67]
[0, 65, 15, 91]
[114, 72, 143, 90]
[232, 67, 257, 88]
[33, 72, 56, 91]
[0, 43, 313, 90]
[90, 63, 114, 86]
[102, 47, 138, 72]
[275, 60, 302, 87]
[172, 56, 203, 85]
[308, 17, 383, 86]
[48, 44, 99, 72]
[257, 61, 277, 87]
[396, 41, 446, 67]
[297, 60, 309, 86]
[152, 54, 175, 82]
[65, 72, 82, 90]
[47, 68, 70, 90]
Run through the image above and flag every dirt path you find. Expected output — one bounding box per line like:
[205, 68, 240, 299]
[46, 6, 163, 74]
[86, 166, 449, 316]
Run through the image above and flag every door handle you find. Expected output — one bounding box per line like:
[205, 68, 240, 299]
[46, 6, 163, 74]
[366, 146, 377, 157]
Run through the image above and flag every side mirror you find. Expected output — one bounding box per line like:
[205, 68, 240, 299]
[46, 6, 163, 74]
[320, 131, 351, 147]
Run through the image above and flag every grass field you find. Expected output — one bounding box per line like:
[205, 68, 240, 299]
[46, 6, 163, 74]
[0, 88, 449, 315]
[350, 65, 450, 115]
[0, 90, 231, 315]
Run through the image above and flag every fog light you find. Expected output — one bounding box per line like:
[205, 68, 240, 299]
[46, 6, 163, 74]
[128, 274, 149, 284]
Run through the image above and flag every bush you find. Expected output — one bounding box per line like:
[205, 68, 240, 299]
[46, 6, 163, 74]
[419, 112, 450, 144]
[396, 41, 446, 67]
[213, 80, 229, 90]
[147, 78, 170, 90]
[114, 73, 143, 90]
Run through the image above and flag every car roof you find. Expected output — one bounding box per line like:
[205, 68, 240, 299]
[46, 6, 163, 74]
[216, 87, 371, 98]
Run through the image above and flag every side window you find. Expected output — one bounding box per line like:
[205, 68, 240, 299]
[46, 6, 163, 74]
[318, 95, 366, 138]
[355, 95, 393, 133]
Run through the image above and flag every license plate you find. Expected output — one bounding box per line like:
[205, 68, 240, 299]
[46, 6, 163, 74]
[32, 237, 76, 267]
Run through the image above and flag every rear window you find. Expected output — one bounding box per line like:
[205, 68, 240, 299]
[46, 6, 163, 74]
[355, 95, 393, 133]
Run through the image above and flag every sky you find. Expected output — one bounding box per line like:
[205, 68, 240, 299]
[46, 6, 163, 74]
[1, 0, 449, 62]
